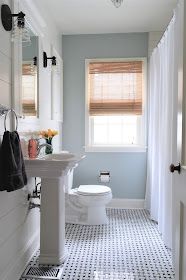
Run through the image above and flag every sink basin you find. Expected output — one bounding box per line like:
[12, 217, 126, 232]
[24, 152, 84, 178]
[40, 152, 76, 161]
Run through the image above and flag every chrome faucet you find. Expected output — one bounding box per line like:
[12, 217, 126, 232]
[37, 143, 53, 156]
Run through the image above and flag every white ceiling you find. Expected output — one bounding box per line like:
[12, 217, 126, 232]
[33, 0, 178, 34]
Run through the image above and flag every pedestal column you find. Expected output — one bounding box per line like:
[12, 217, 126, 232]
[39, 177, 67, 265]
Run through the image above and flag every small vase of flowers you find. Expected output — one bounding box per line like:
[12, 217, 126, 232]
[40, 129, 58, 154]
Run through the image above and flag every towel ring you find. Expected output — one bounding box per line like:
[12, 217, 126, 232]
[4, 109, 18, 131]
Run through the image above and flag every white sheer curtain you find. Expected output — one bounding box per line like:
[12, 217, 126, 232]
[146, 1, 182, 249]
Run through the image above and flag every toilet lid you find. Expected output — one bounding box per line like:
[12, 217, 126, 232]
[77, 185, 111, 196]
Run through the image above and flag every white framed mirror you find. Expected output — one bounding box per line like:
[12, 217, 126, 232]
[12, 0, 43, 122]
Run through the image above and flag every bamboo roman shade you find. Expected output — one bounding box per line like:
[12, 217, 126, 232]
[88, 61, 143, 116]
[22, 63, 35, 76]
[22, 63, 37, 116]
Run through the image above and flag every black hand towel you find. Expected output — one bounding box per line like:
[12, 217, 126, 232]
[0, 131, 27, 192]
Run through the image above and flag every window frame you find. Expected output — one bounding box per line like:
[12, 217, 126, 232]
[85, 57, 147, 153]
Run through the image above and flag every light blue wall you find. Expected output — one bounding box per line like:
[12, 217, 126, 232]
[22, 36, 38, 61]
[62, 33, 148, 199]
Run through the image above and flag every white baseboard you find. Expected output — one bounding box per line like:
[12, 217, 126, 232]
[107, 198, 145, 209]
[2, 230, 39, 280]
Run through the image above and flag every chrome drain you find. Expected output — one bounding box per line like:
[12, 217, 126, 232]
[22, 266, 63, 279]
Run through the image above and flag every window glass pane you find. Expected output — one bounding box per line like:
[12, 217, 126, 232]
[108, 124, 122, 145]
[93, 124, 107, 145]
[122, 120, 137, 145]
[91, 116, 139, 146]
[94, 116, 108, 125]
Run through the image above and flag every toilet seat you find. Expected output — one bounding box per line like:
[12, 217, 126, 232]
[77, 185, 111, 196]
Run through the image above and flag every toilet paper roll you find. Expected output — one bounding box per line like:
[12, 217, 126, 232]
[100, 174, 110, 183]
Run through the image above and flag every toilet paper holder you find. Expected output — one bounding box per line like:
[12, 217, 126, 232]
[99, 171, 110, 183]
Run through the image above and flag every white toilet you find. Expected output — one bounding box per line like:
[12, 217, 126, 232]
[65, 168, 112, 225]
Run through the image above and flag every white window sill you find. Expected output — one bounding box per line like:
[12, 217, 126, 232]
[84, 146, 147, 153]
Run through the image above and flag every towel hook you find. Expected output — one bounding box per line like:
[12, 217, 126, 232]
[4, 109, 18, 131]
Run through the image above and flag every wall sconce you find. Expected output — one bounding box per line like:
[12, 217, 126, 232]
[1, 4, 31, 46]
[1, 4, 25, 31]
[43, 52, 57, 68]
[33, 56, 37, 66]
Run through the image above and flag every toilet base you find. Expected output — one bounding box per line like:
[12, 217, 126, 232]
[65, 191, 111, 225]
[65, 205, 109, 225]
[87, 206, 108, 225]
[66, 213, 108, 225]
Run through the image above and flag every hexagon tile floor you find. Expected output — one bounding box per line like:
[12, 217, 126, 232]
[20, 209, 175, 280]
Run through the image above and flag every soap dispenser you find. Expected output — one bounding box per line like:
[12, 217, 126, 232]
[28, 138, 38, 158]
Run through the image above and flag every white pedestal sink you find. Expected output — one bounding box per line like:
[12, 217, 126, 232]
[24, 152, 84, 265]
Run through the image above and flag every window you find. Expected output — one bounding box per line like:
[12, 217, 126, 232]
[85, 59, 147, 152]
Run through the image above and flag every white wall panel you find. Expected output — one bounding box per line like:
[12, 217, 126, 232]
[0, 210, 40, 274]
[0, 0, 62, 278]
[0, 203, 28, 247]
[0, 80, 11, 135]
[0, 1, 40, 279]
[0, 27, 11, 58]
[0, 51, 11, 83]
[0, 76, 11, 105]
[0, 190, 25, 219]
